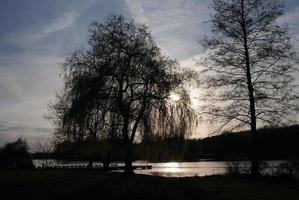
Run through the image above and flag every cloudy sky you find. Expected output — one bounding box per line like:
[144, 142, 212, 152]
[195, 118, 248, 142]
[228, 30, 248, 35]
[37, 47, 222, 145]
[0, 0, 298, 146]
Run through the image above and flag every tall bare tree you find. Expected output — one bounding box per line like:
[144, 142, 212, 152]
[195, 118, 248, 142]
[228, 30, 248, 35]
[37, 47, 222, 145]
[199, 0, 298, 175]
[50, 15, 197, 174]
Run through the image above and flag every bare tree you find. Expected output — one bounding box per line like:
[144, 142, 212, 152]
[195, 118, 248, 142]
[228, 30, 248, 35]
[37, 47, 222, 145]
[50, 15, 197, 174]
[32, 139, 55, 168]
[199, 0, 298, 175]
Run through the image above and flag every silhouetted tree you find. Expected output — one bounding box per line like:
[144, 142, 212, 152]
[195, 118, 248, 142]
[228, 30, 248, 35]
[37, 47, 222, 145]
[50, 15, 197, 174]
[0, 138, 33, 169]
[199, 0, 298, 175]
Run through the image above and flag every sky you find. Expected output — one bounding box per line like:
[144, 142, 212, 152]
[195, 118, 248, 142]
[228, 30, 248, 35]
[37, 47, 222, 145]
[0, 0, 299, 146]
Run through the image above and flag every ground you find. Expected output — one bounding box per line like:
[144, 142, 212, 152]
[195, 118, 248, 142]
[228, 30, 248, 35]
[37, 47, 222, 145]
[1, 169, 299, 200]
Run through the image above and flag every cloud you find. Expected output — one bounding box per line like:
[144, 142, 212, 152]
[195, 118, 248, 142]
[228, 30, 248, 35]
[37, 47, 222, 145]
[0, 122, 52, 134]
[43, 11, 79, 35]
[278, 6, 299, 41]
[125, 0, 148, 24]
[0, 53, 63, 146]
[279, 6, 299, 24]
[0, 121, 53, 147]
[29, 10, 80, 42]
[0, 9, 81, 53]
[125, 0, 212, 60]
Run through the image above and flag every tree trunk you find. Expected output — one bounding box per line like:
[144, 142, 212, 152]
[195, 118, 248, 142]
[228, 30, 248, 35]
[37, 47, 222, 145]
[250, 118, 259, 176]
[124, 142, 133, 174]
[103, 150, 111, 171]
[122, 116, 134, 174]
[241, 0, 259, 176]
[87, 130, 97, 169]
[247, 72, 259, 175]
[87, 159, 93, 169]
[246, 47, 260, 176]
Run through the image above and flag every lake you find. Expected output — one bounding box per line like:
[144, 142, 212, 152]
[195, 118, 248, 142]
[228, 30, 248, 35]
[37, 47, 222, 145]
[136, 161, 287, 177]
[33, 160, 285, 177]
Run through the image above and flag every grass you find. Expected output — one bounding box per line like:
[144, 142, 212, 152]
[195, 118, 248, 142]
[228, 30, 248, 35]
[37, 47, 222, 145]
[1, 169, 299, 200]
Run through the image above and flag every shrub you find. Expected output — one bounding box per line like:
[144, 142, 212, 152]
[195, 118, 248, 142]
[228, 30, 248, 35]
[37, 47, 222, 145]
[276, 159, 299, 178]
[0, 138, 34, 169]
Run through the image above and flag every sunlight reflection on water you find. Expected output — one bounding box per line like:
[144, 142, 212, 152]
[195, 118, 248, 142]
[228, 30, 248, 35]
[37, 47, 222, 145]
[160, 162, 183, 173]
[33, 160, 285, 177]
[134, 161, 284, 177]
[134, 161, 228, 177]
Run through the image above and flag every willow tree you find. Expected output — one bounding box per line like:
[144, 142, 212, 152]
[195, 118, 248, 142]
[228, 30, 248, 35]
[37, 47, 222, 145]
[199, 0, 298, 175]
[51, 15, 197, 174]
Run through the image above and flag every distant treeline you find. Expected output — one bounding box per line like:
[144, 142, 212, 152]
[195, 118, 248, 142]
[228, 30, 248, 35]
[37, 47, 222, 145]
[184, 125, 299, 161]
[32, 125, 299, 162]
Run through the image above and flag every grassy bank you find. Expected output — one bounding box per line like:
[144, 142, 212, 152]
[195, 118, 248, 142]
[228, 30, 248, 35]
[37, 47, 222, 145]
[1, 169, 299, 200]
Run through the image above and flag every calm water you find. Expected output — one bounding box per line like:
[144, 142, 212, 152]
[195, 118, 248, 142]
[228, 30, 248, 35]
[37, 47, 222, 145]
[135, 161, 229, 177]
[136, 161, 286, 177]
[33, 160, 284, 177]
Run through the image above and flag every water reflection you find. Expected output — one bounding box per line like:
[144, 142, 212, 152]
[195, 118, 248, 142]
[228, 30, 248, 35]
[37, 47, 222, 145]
[160, 162, 183, 173]
[135, 161, 285, 177]
[135, 161, 228, 177]
[164, 162, 180, 168]
[33, 160, 285, 177]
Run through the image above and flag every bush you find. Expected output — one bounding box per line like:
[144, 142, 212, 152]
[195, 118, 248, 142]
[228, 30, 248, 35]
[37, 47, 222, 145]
[0, 138, 34, 169]
[276, 159, 299, 178]
[226, 161, 249, 176]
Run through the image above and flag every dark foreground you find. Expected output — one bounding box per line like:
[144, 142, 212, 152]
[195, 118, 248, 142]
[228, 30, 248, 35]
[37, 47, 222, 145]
[1, 170, 299, 200]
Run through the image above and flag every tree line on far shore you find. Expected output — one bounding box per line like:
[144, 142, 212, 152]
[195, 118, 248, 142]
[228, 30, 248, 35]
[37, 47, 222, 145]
[31, 125, 299, 162]
[1, 125, 298, 170]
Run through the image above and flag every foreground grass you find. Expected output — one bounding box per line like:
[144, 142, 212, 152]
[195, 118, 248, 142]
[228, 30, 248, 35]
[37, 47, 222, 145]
[1, 169, 299, 200]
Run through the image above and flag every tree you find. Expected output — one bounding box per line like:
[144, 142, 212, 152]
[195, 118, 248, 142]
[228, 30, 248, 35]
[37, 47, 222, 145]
[32, 139, 54, 167]
[50, 15, 197, 174]
[0, 138, 34, 169]
[199, 0, 298, 175]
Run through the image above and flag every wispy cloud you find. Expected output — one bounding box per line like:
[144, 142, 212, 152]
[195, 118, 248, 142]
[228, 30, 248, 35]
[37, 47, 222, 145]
[43, 11, 79, 35]
[0, 121, 53, 147]
[0, 9, 82, 57]
[0, 53, 63, 146]
[125, 0, 211, 60]
[29, 10, 80, 41]
[125, 0, 148, 24]
[278, 6, 299, 41]
[0, 122, 52, 134]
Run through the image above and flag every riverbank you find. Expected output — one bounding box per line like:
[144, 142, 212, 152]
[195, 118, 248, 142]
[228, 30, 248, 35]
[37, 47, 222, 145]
[1, 169, 299, 200]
